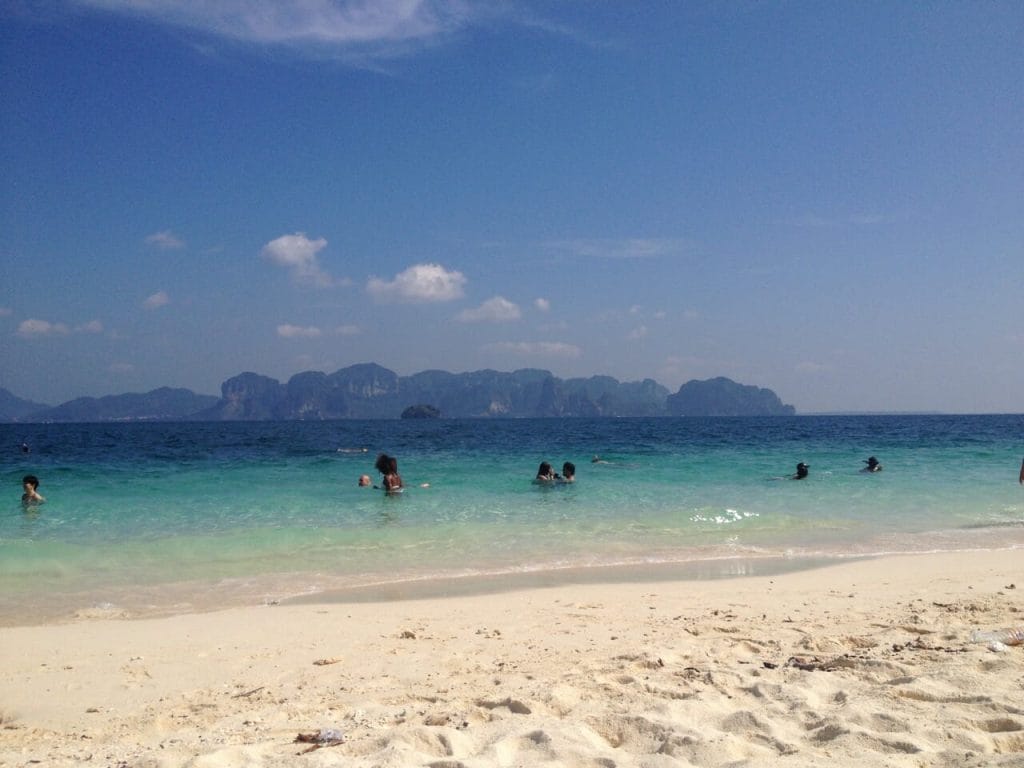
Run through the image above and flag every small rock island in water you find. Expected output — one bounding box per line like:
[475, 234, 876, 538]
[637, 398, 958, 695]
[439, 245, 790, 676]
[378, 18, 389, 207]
[400, 404, 442, 420]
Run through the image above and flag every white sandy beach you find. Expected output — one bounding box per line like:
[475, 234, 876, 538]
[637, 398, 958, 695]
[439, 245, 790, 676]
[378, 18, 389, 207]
[2, 550, 1023, 767]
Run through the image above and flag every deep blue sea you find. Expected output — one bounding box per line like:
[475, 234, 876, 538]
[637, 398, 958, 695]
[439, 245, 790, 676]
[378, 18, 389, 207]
[2, 416, 1023, 624]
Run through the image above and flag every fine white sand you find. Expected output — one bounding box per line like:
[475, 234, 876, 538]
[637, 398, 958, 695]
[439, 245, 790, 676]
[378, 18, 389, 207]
[2, 550, 1023, 767]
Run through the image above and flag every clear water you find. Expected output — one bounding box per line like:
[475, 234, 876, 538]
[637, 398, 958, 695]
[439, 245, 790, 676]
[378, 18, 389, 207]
[2, 416, 1023, 623]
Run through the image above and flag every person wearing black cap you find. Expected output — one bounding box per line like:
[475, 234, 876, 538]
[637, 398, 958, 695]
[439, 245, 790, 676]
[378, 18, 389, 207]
[792, 462, 809, 480]
[862, 456, 883, 473]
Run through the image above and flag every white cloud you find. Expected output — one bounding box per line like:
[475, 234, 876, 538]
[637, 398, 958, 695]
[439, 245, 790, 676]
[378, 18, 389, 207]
[277, 324, 323, 338]
[75, 320, 104, 334]
[627, 325, 648, 340]
[546, 237, 688, 259]
[367, 263, 466, 303]
[143, 290, 170, 309]
[334, 324, 361, 336]
[458, 296, 521, 323]
[72, 0, 471, 57]
[261, 232, 337, 287]
[482, 341, 582, 359]
[145, 230, 185, 249]
[534, 298, 550, 312]
[16, 319, 70, 337]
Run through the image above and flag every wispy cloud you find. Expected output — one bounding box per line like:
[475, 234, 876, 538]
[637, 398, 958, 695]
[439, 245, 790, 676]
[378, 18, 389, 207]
[17, 317, 104, 336]
[598, 304, 672, 324]
[278, 323, 360, 338]
[627, 325, 648, 340]
[457, 296, 521, 323]
[534, 298, 550, 312]
[71, 0, 474, 60]
[261, 232, 341, 287]
[793, 213, 888, 228]
[110, 362, 135, 373]
[75, 320, 104, 334]
[0, 307, 12, 317]
[482, 341, 582, 359]
[367, 263, 466, 303]
[545, 237, 689, 260]
[143, 290, 170, 309]
[277, 324, 323, 338]
[145, 230, 185, 249]
[16, 319, 70, 337]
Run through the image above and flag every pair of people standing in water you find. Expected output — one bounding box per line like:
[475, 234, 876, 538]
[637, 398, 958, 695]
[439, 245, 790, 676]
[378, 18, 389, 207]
[360, 454, 431, 493]
[535, 461, 575, 484]
[791, 456, 883, 480]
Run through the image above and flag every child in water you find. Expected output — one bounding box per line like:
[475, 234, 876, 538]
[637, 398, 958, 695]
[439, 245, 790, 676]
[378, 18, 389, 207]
[22, 475, 45, 504]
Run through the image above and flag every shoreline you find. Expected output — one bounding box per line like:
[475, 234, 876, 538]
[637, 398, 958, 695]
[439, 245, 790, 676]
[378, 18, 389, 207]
[284, 552, 867, 606]
[4, 551, 849, 628]
[3, 549, 1023, 766]
[3, 542, 1023, 628]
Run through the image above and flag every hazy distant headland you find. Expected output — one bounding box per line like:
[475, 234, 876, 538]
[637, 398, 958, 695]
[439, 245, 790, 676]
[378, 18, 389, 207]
[0, 364, 796, 423]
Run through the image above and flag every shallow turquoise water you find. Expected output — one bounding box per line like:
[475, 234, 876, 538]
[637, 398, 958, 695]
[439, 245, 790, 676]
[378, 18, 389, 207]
[2, 416, 1022, 622]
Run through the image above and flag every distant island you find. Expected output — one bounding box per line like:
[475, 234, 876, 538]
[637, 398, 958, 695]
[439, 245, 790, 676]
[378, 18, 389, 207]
[0, 364, 795, 423]
[401, 404, 442, 419]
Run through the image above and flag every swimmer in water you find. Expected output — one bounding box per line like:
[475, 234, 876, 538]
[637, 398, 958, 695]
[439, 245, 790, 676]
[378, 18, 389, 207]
[22, 475, 45, 504]
[559, 461, 576, 483]
[535, 461, 557, 483]
[374, 453, 404, 494]
[358, 474, 372, 487]
[792, 462, 809, 480]
[384, 456, 403, 493]
[861, 456, 883, 473]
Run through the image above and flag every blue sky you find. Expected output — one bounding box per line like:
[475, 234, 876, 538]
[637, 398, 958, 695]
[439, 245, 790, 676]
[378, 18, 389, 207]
[1, 1, 1022, 413]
